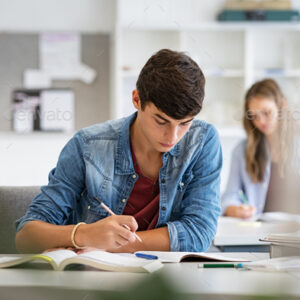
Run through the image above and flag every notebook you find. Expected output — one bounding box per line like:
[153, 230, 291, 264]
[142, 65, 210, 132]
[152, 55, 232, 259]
[0, 249, 163, 273]
[134, 251, 256, 263]
[262, 230, 300, 243]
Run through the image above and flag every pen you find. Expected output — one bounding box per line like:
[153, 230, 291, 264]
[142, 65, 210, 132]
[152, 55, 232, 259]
[135, 253, 158, 260]
[239, 189, 248, 205]
[93, 196, 142, 243]
[198, 263, 244, 268]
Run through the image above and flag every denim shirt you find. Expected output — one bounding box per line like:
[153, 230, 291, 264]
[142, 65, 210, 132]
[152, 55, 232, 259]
[16, 112, 222, 252]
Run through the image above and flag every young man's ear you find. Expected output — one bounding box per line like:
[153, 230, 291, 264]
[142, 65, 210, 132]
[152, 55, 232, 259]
[132, 90, 141, 110]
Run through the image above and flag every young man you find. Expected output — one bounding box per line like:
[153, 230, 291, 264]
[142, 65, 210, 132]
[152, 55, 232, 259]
[16, 49, 222, 253]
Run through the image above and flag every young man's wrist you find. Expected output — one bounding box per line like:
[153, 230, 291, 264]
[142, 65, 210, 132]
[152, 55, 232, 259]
[73, 222, 89, 249]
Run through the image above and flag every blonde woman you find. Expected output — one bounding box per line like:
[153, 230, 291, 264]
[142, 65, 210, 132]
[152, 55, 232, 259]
[222, 78, 297, 219]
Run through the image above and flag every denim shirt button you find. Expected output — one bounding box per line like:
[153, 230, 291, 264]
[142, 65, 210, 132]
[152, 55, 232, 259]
[161, 206, 166, 211]
[132, 174, 137, 179]
[88, 205, 91, 210]
[121, 198, 126, 203]
[180, 182, 184, 187]
[161, 179, 166, 184]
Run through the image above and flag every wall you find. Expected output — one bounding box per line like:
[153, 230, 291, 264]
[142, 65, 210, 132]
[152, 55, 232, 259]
[118, 0, 300, 26]
[0, 0, 115, 32]
[0, 33, 110, 131]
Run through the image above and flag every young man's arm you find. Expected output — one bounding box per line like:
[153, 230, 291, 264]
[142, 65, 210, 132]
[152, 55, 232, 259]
[16, 215, 139, 253]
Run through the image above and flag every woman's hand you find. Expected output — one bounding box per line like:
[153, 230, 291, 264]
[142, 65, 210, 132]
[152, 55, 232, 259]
[225, 204, 256, 219]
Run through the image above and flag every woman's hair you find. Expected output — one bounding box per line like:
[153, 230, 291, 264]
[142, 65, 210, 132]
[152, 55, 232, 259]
[243, 78, 294, 183]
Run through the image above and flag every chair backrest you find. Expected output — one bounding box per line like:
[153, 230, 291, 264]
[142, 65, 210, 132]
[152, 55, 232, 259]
[0, 186, 41, 254]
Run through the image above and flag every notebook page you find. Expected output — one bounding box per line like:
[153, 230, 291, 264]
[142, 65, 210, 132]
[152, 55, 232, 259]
[41, 249, 77, 266]
[0, 257, 24, 264]
[134, 251, 251, 262]
[78, 251, 152, 267]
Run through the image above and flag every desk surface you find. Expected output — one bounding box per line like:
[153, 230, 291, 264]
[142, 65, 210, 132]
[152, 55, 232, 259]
[1, 258, 300, 299]
[214, 216, 300, 246]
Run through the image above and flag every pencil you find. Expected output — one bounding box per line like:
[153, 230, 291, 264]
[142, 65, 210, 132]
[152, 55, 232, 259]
[239, 189, 248, 205]
[93, 196, 142, 243]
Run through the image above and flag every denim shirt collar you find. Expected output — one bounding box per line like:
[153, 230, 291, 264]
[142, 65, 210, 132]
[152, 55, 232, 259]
[115, 112, 180, 175]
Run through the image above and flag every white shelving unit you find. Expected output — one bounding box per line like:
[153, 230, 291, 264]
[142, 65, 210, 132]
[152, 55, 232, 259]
[110, 20, 300, 138]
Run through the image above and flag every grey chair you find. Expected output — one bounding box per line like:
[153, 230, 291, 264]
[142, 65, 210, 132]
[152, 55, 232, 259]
[0, 186, 41, 254]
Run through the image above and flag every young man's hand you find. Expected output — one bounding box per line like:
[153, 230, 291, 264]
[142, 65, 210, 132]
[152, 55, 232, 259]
[225, 205, 256, 219]
[76, 215, 138, 250]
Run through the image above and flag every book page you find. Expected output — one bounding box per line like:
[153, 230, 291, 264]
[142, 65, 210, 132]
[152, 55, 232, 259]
[0, 255, 38, 268]
[40, 249, 77, 267]
[78, 251, 153, 267]
[59, 251, 164, 273]
[134, 251, 251, 262]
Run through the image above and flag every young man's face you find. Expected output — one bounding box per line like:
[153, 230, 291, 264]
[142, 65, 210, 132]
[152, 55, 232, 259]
[132, 90, 194, 153]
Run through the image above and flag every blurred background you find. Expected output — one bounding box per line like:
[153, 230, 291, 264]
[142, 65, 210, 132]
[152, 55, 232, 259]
[1, 0, 300, 191]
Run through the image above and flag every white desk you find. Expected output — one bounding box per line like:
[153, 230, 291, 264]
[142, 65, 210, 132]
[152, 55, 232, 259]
[214, 217, 300, 252]
[1, 259, 300, 299]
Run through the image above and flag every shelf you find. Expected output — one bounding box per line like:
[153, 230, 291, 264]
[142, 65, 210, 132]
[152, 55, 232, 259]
[119, 21, 300, 32]
[121, 68, 245, 79]
[0, 131, 74, 139]
[203, 69, 244, 78]
[255, 69, 300, 78]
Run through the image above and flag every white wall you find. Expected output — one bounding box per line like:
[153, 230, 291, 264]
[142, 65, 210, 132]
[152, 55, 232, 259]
[0, 133, 72, 186]
[0, 0, 115, 32]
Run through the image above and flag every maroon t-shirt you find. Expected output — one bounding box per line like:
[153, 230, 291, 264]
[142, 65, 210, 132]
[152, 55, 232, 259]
[122, 147, 160, 230]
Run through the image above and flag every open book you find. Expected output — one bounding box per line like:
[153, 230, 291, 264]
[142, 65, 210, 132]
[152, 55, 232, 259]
[134, 251, 256, 263]
[0, 249, 163, 273]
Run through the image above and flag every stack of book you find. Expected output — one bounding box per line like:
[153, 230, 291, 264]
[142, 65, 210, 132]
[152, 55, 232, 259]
[218, 0, 300, 21]
[262, 231, 300, 258]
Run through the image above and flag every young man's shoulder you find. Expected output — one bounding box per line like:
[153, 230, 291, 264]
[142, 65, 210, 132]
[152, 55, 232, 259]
[185, 118, 219, 144]
[76, 116, 129, 142]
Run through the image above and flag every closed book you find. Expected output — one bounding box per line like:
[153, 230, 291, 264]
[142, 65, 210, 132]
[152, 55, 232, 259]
[218, 10, 300, 21]
[270, 242, 300, 258]
[263, 230, 300, 243]
[224, 0, 292, 11]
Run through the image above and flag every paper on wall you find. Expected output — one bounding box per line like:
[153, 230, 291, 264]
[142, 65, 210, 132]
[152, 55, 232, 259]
[24, 69, 51, 89]
[40, 90, 74, 132]
[39, 32, 96, 84]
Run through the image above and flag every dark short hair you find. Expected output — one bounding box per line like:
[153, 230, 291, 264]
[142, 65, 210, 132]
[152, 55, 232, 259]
[136, 49, 205, 119]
